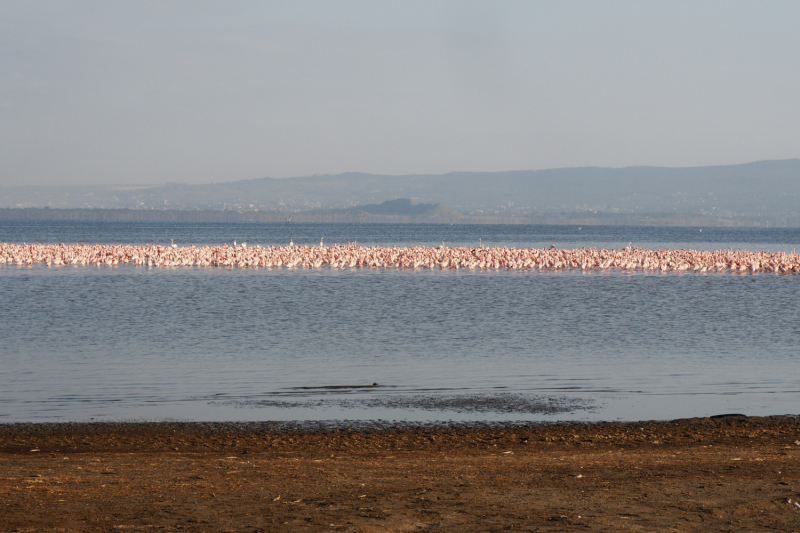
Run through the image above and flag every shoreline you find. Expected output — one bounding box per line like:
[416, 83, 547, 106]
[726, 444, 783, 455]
[3, 416, 800, 531]
[0, 207, 785, 227]
[2, 415, 797, 454]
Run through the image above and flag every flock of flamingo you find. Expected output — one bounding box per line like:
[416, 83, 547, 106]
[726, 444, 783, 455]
[1, 242, 799, 274]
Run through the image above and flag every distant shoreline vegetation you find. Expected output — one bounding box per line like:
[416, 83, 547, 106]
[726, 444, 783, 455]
[2, 160, 799, 226]
[0, 202, 787, 227]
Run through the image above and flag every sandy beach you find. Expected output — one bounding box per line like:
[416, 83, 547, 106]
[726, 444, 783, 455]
[3, 415, 800, 531]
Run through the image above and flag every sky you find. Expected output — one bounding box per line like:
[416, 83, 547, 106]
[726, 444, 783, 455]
[1, 1, 798, 187]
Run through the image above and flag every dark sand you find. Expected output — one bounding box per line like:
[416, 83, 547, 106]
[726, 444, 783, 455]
[3, 416, 800, 532]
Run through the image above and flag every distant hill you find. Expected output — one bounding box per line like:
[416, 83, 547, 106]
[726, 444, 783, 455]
[0, 200, 471, 224]
[344, 198, 451, 216]
[2, 159, 799, 225]
[306, 198, 466, 222]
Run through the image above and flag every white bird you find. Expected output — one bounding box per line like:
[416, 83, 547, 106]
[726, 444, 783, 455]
[289, 239, 294, 246]
[234, 240, 237, 247]
[241, 242, 247, 248]
[171, 239, 177, 249]
[625, 242, 632, 251]
[320, 237, 324, 247]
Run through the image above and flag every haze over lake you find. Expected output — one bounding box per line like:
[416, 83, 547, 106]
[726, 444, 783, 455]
[3, 160, 800, 227]
[2, 2, 800, 428]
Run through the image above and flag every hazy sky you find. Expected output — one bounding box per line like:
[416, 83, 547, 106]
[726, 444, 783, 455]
[1, 1, 798, 186]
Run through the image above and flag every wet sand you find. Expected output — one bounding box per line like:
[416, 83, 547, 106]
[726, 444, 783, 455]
[3, 416, 800, 532]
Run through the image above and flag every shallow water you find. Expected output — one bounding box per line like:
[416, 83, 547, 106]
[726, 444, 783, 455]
[3, 219, 799, 252]
[1, 221, 799, 422]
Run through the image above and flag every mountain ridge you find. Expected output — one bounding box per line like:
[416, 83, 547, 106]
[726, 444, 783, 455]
[2, 159, 799, 225]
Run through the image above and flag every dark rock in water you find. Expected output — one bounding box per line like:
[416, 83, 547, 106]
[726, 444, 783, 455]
[710, 413, 747, 419]
[296, 383, 380, 390]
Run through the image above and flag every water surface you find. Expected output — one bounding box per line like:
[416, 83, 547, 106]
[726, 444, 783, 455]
[1, 221, 799, 422]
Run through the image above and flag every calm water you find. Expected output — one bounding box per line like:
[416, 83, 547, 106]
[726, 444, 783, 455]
[2, 221, 800, 422]
[3, 219, 800, 252]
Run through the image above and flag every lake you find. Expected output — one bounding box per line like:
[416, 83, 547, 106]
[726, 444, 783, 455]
[1, 220, 799, 422]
